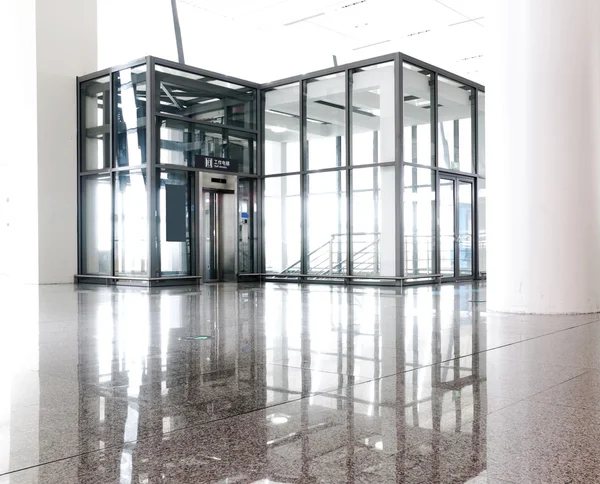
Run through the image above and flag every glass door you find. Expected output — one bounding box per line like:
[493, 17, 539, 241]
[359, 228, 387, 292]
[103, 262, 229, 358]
[439, 176, 474, 278]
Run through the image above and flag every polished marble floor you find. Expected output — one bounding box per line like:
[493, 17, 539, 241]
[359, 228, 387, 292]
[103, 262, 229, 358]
[0, 280, 599, 483]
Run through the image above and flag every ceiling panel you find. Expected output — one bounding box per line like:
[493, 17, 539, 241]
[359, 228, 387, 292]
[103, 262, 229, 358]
[239, 0, 351, 27]
[310, 0, 465, 40]
[178, 0, 283, 18]
[434, 0, 485, 20]
[170, 0, 487, 84]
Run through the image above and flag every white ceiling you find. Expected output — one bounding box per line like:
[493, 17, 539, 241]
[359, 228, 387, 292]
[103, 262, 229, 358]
[175, 0, 485, 84]
[97, 0, 485, 85]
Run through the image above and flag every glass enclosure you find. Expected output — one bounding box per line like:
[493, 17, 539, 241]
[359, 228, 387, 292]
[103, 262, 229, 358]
[78, 53, 484, 285]
[78, 58, 259, 284]
[261, 53, 484, 284]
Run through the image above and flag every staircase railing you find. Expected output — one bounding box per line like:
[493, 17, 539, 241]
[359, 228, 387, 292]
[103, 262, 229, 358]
[277, 232, 380, 276]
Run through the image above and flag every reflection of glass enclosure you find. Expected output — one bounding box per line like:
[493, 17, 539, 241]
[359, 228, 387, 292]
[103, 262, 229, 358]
[77, 53, 484, 286]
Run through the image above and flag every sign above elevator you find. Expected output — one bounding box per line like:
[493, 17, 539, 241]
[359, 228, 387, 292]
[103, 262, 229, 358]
[196, 155, 238, 173]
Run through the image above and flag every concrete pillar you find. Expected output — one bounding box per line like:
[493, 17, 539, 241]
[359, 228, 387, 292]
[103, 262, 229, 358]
[487, 0, 600, 313]
[0, 0, 97, 284]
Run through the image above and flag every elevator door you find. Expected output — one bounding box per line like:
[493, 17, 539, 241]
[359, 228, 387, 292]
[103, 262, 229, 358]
[204, 191, 236, 281]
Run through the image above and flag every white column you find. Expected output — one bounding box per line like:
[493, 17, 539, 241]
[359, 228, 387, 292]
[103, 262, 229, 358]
[487, 0, 600, 313]
[0, 0, 97, 284]
[379, 73, 396, 276]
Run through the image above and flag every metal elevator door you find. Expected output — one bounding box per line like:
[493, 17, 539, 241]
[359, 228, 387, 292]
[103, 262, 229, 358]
[204, 191, 236, 281]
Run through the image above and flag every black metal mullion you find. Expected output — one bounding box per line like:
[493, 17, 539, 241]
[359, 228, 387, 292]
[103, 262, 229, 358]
[472, 89, 480, 279]
[147, 57, 159, 279]
[108, 75, 115, 277]
[256, 88, 265, 275]
[76, 78, 83, 276]
[395, 53, 404, 280]
[300, 81, 308, 277]
[454, 178, 459, 279]
[373, 131, 380, 275]
[346, 69, 353, 277]
[433, 71, 441, 276]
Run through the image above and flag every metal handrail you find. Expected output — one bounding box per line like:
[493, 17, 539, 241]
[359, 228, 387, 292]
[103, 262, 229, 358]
[273, 232, 382, 276]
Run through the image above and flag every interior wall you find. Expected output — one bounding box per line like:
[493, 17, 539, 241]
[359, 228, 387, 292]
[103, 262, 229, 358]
[0, 0, 97, 284]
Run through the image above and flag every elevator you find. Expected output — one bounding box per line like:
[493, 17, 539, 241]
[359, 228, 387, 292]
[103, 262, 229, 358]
[201, 174, 237, 282]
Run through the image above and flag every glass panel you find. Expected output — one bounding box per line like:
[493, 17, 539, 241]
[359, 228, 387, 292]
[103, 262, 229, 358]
[459, 181, 473, 276]
[440, 178, 455, 276]
[158, 170, 194, 276]
[265, 83, 300, 174]
[351, 166, 395, 276]
[264, 175, 301, 273]
[115, 66, 147, 167]
[478, 91, 486, 177]
[158, 117, 224, 166]
[478, 179, 486, 275]
[438, 77, 474, 172]
[81, 174, 112, 274]
[403, 64, 433, 166]
[229, 132, 256, 174]
[238, 178, 259, 274]
[352, 63, 395, 165]
[114, 169, 148, 275]
[81, 76, 111, 171]
[307, 171, 347, 275]
[156, 65, 256, 130]
[404, 167, 436, 276]
[306, 73, 346, 170]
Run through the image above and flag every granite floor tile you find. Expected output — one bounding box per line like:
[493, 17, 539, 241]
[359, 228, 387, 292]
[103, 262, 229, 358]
[2, 280, 600, 483]
[0, 364, 368, 474]
[531, 369, 600, 410]
[484, 400, 600, 483]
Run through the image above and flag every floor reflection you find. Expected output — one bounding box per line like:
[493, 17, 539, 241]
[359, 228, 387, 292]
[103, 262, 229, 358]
[1, 282, 491, 483]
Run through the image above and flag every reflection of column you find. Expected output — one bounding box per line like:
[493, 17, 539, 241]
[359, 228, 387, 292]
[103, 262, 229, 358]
[453, 292, 462, 432]
[38, 289, 78, 481]
[336, 292, 344, 411]
[346, 291, 355, 483]
[7, 290, 40, 475]
[273, 290, 289, 403]
[380, 298, 396, 453]
[412, 293, 420, 427]
[300, 289, 311, 481]
[134, 308, 162, 483]
[373, 310, 380, 417]
[395, 302, 406, 482]
[471, 302, 487, 470]
[253, 291, 267, 407]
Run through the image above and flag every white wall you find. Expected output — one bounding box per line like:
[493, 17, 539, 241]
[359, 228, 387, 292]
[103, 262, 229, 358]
[0, 0, 39, 282]
[0, 0, 97, 284]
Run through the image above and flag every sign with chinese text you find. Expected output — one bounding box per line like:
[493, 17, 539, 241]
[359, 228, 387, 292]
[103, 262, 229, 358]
[195, 155, 238, 173]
